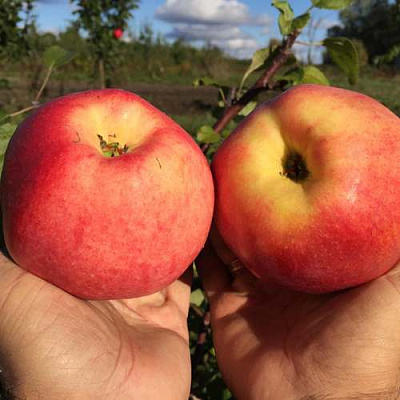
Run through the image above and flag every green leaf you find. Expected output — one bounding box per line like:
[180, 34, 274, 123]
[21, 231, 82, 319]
[197, 125, 220, 144]
[276, 67, 304, 85]
[374, 44, 400, 65]
[193, 78, 230, 104]
[43, 45, 76, 68]
[238, 101, 258, 116]
[221, 128, 232, 139]
[323, 37, 359, 84]
[239, 48, 270, 92]
[272, 0, 294, 35]
[193, 77, 220, 88]
[312, 0, 354, 10]
[190, 288, 205, 307]
[222, 388, 233, 400]
[0, 123, 15, 165]
[301, 66, 330, 85]
[0, 123, 17, 138]
[276, 66, 330, 86]
[291, 13, 311, 31]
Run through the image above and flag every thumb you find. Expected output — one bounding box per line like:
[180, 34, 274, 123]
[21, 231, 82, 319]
[384, 260, 400, 284]
[196, 240, 231, 299]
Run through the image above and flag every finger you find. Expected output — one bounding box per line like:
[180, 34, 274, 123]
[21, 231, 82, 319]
[209, 223, 237, 266]
[196, 240, 231, 298]
[166, 265, 193, 317]
[208, 226, 270, 293]
[0, 218, 26, 282]
[383, 260, 400, 291]
[0, 251, 18, 275]
[0, 251, 30, 297]
[386, 260, 400, 278]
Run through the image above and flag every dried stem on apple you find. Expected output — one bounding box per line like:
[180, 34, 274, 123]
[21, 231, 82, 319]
[97, 134, 129, 157]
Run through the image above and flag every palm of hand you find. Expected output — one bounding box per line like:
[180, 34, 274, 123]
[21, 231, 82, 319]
[199, 244, 400, 400]
[0, 254, 191, 400]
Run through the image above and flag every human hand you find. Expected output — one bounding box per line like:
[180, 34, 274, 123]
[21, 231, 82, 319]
[0, 252, 192, 400]
[197, 237, 400, 400]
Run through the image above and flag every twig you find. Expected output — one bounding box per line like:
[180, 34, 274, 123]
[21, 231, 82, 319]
[212, 30, 300, 135]
[1, 63, 54, 124]
[35, 64, 54, 103]
[0, 105, 37, 123]
[296, 39, 323, 46]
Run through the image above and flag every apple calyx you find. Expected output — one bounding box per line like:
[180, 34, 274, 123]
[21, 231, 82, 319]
[282, 151, 309, 182]
[97, 134, 129, 157]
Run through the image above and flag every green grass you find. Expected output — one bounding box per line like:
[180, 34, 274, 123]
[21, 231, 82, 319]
[1, 64, 400, 174]
[324, 65, 400, 116]
[170, 113, 217, 137]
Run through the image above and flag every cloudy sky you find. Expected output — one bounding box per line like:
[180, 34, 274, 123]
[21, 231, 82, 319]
[35, 0, 340, 61]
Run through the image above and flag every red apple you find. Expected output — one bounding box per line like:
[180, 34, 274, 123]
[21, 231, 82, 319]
[212, 84, 400, 293]
[1, 89, 214, 299]
[113, 28, 123, 39]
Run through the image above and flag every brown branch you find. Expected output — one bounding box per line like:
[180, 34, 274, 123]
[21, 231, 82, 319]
[0, 105, 38, 123]
[212, 30, 300, 135]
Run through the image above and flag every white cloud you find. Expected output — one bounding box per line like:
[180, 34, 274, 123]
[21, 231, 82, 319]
[167, 24, 243, 42]
[155, 0, 272, 59]
[157, 0, 250, 25]
[310, 18, 340, 30]
[214, 37, 259, 59]
[166, 23, 259, 59]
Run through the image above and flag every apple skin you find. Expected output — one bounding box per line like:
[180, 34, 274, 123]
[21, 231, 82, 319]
[1, 89, 214, 299]
[113, 28, 123, 39]
[212, 84, 400, 293]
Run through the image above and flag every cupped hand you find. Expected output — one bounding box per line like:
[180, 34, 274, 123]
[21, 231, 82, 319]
[0, 252, 192, 400]
[197, 238, 400, 400]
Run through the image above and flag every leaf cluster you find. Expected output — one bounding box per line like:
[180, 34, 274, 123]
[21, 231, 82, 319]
[189, 276, 233, 399]
[195, 0, 360, 160]
[0, 0, 35, 60]
[272, 0, 354, 37]
[328, 0, 400, 64]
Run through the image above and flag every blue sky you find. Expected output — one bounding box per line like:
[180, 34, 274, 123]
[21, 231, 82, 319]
[34, 0, 340, 61]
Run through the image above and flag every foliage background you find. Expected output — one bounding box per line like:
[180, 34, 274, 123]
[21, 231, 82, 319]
[1, 0, 400, 399]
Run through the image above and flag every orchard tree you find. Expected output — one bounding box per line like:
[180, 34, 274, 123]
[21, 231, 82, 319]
[328, 0, 400, 64]
[194, 0, 359, 158]
[0, 0, 35, 60]
[72, 0, 140, 88]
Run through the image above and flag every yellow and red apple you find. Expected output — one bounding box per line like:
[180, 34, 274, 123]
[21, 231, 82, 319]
[1, 89, 214, 299]
[212, 84, 400, 293]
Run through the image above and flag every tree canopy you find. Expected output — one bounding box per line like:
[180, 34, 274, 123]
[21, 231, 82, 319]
[328, 0, 400, 62]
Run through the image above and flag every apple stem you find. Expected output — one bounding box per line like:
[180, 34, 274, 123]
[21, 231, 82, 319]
[97, 134, 129, 157]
